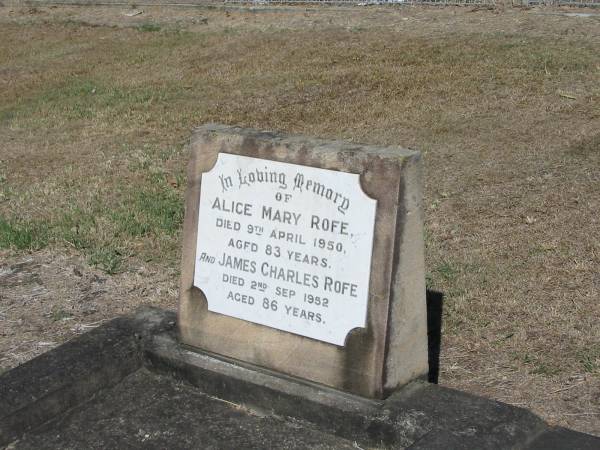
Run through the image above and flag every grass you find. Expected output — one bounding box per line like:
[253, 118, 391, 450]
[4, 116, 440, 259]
[0, 178, 183, 272]
[87, 246, 124, 275]
[137, 23, 161, 33]
[5, 77, 179, 130]
[0, 218, 49, 250]
[0, 5, 599, 435]
[433, 261, 459, 283]
[50, 307, 72, 322]
[578, 346, 600, 374]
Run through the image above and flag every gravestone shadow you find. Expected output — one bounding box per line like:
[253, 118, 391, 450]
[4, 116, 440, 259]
[426, 289, 444, 384]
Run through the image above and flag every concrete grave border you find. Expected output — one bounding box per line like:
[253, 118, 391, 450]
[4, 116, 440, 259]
[1, 308, 599, 449]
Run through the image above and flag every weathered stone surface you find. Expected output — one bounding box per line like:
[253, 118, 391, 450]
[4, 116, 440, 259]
[147, 332, 384, 445]
[385, 382, 548, 449]
[179, 124, 428, 398]
[527, 427, 600, 450]
[12, 369, 358, 450]
[0, 317, 140, 447]
[0, 307, 175, 448]
[146, 327, 557, 449]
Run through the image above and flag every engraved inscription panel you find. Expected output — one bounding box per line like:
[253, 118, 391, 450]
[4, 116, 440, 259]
[194, 153, 376, 345]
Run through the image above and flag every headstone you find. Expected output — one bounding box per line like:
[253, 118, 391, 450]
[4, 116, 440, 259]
[179, 124, 428, 398]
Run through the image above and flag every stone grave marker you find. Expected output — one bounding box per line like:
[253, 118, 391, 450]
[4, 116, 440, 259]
[178, 124, 428, 398]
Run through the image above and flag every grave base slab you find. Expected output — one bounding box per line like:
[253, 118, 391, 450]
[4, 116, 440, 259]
[1, 307, 598, 449]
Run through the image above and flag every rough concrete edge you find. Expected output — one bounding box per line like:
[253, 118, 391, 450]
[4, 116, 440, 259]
[143, 329, 592, 449]
[148, 332, 382, 411]
[0, 306, 173, 447]
[144, 331, 391, 444]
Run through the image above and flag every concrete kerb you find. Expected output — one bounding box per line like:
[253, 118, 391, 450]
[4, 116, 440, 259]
[1, 307, 599, 449]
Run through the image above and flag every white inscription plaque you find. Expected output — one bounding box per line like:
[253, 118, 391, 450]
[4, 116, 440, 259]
[194, 153, 376, 346]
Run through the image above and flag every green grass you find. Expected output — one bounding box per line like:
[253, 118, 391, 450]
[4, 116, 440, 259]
[65, 182, 182, 271]
[517, 353, 561, 377]
[434, 261, 459, 282]
[0, 218, 49, 250]
[578, 346, 600, 374]
[137, 23, 161, 33]
[531, 361, 561, 377]
[87, 246, 124, 275]
[0, 179, 183, 272]
[1, 78, 179, 129]
[111, 185, 184, 239]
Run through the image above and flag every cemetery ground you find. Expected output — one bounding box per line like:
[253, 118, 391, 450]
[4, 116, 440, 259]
[0, 2, 599, 438]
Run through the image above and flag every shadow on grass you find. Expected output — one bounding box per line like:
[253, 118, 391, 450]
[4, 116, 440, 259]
[426, 289, 444, 384]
